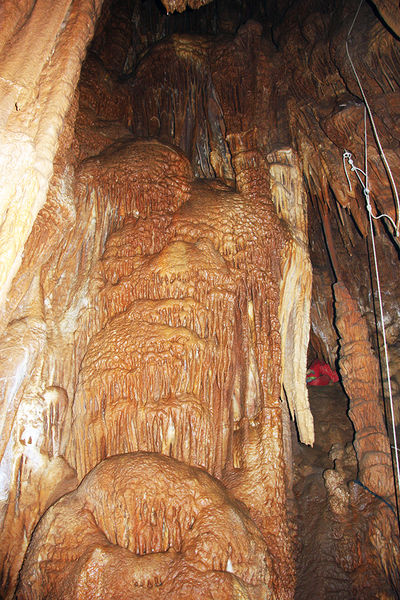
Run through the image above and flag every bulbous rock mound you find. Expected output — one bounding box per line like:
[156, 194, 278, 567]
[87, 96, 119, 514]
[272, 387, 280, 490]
[16, 452, 274, 600]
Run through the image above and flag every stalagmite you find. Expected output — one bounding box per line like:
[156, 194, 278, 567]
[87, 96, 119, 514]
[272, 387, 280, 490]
[334, 281, 394, 500]
[38, 131, 301, 598]
[16, 453, 273, 600]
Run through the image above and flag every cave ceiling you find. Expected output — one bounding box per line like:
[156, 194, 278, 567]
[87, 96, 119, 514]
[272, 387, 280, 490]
[0, 0, 399, 598]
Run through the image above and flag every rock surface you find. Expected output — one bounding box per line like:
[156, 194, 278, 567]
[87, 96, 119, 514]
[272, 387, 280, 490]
[0, 0, 399, 598]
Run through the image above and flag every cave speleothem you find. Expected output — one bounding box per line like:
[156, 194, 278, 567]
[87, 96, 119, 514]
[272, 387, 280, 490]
[0, 0, 400, 598]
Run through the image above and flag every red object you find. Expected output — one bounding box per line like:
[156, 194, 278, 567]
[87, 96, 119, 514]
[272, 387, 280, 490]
[306, 359, 339, 386]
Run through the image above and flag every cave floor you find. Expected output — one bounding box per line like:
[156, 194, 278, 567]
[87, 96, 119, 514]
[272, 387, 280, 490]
[293, 383, 356, 600]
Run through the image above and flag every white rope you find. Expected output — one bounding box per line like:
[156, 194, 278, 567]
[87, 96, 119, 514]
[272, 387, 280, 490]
[345, 0, 400, 237]
[367, 192, 400, 512]
[343, 149, 400, 521]
[343, 122, 400, 520]
[343, 1, 400, 519]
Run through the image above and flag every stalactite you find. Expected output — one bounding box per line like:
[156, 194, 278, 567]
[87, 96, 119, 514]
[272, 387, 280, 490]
[268, 149, 314, 446]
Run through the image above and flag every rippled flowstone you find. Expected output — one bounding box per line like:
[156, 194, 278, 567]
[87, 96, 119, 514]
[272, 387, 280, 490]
[16, 452, 274, 600]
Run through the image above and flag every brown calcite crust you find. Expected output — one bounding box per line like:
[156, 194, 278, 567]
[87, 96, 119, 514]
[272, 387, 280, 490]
[372, 0, 400, 37]
[16, 452, 274, 600]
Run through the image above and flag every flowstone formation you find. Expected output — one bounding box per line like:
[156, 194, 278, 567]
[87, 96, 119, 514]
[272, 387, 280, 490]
[57, 136, 308, 599]
[16, 452, 274, 600]
[11, 136, 312, 599]
[67, 139, 306, 483]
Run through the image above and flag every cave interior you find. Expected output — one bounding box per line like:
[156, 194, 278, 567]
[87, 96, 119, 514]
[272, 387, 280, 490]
[0, 0, 400, 598]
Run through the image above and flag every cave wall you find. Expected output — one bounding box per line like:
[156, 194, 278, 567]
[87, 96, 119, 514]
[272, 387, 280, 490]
[0, 0, 399, 598]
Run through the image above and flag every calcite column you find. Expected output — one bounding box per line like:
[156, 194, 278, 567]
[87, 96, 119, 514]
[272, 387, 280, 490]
[334, 281, 395, 500]
[329, 284, 399, 598]
[224, 133, 314, 598]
